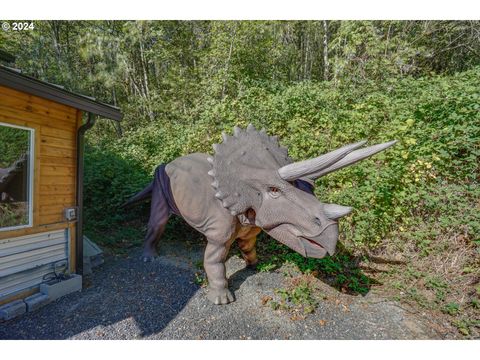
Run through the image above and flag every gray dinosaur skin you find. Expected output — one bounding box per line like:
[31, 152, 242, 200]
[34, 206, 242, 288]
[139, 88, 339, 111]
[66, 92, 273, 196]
[131, 126, 396, 305]
[142, 153, 341, 305]
[157, 153, 265, 305]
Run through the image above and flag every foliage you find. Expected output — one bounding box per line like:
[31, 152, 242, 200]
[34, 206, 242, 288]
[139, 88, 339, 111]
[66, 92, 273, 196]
[257, 234, 372, 295]
[2, 21, 479, 132]
[0, 125, 29, 168]
[2, 20, 479, 336]
[0, 203, 28, 228]
[268, 274, 323, 316]
[82, 143, 151, 245]
[98, 67, 479, 252]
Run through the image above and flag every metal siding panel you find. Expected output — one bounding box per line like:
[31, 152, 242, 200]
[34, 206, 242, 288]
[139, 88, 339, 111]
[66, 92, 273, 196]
[0, 237, 65, 257]
[0, 229, 68, 299]
[0, 247, 66, 277]
[0, 263, 67, 300]
[0, 243, 66, 264]
[0, 230, 65, 252]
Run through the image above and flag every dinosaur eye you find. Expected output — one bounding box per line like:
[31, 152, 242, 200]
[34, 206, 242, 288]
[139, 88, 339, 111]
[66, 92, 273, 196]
[268, 186, 281, 198]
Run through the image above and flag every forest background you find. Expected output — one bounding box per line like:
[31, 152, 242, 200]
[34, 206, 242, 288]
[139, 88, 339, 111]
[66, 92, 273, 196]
[1, 20, 479, 336]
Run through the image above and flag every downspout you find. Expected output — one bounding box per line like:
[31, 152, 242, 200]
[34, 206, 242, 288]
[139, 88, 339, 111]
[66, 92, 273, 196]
[75, 112, 96, 279]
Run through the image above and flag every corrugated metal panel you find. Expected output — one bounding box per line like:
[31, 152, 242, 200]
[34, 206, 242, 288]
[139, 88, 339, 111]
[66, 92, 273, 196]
[0, 263, 67, 298]
[0, 229, 68, 300]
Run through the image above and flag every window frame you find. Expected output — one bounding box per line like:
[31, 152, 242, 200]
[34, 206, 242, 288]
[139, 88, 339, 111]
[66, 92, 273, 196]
[0, 121, 35, 232]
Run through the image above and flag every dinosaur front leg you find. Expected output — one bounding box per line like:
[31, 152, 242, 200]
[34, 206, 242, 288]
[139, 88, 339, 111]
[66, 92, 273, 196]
[204, 240, 235, 305]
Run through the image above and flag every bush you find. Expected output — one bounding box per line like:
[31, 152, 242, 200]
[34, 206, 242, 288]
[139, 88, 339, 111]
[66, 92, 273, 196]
[86, 67, 480, 253]
[83, 143, 151, 247]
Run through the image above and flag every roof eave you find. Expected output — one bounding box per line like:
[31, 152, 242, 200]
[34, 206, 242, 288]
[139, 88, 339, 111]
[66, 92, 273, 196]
[0, 67, 122, 121]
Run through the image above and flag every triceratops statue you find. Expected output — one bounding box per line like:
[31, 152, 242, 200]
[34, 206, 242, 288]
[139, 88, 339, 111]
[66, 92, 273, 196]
[123, 124, 396, 304]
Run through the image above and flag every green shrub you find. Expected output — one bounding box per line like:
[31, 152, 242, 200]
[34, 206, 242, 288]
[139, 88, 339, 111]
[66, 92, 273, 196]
[83, 143, 151, 245]
[85, 67, 480, 254]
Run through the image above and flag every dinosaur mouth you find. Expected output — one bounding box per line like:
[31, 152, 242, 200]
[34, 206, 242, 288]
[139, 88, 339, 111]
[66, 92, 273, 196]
[265, 223, 338, 259]
[300, 222, 339, 258]
[300, 237, 328, 258]
[303, 237, 325, 248]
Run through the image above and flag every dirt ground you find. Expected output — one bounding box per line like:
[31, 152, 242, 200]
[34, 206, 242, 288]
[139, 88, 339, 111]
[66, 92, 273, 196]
[0, 237, 455, 340]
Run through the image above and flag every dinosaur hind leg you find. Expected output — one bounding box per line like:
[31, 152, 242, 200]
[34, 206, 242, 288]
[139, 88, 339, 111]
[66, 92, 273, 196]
[142, 219, 168, 262]
[142, 182, 170, 262]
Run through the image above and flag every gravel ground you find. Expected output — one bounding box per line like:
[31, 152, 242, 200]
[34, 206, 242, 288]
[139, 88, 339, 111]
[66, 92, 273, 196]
[0, 239, 443, 340]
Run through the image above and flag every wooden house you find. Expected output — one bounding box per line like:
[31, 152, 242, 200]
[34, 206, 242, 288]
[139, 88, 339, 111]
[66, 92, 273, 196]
[0, 56, 122, 308]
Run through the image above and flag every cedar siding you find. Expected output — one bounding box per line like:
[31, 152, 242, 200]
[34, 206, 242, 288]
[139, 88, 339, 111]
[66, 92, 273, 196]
[0, 84, 79, 282]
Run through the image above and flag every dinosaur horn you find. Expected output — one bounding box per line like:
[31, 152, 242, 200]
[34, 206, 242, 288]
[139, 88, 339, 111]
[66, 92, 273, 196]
[307, 140, 397, 179]
[323, 203, 352, 220]
[277, 141, 366, 181]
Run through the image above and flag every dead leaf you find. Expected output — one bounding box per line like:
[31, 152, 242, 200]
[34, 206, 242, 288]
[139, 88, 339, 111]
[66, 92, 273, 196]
[261, 295, 273, 305]
[318, 320, 327, 326]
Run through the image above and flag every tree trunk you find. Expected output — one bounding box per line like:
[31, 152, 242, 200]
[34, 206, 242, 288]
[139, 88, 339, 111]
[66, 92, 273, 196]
[221, 23, 237, 99]
[112, 88, 123, 137]
[323, 20, 329, 81]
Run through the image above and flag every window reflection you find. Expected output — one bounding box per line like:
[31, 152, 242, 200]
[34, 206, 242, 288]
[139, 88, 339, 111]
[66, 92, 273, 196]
[0, 123, 33, 230]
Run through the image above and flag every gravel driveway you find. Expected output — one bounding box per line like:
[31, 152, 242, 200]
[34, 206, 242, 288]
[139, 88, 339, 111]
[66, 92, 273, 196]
[0, 238, 444, 340]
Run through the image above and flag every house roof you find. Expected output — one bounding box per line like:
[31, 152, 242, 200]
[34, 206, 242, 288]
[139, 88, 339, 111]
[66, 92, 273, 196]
[0, 65, 122, 121]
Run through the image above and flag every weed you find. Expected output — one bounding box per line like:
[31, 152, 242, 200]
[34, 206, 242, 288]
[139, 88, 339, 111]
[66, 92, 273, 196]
[270, 301, 280, 310]
[269, 275, 321, 316]
[425, 276, 449, 303]
[256, 237, 373, 295]
[406, 287, 430, 309]
[452, 319, 480, 337]
[405, 266, 423, 280]
[194, 272, 208, 287]
[442, 302, 460, 316]
[257, 262, 277, 272]
[453, 320, 470, 336]
[470, 298, 479, 309]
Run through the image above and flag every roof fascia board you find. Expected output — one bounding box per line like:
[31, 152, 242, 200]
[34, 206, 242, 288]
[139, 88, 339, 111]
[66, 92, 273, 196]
[0, 67, 122, 121]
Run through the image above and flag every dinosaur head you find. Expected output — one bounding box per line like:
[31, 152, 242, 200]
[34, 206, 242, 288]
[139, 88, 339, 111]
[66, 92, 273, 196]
[208, 124, 396, 259]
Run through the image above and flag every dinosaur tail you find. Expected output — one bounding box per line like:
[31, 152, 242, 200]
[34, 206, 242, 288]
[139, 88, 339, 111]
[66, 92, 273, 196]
[120, 181, 154, 208]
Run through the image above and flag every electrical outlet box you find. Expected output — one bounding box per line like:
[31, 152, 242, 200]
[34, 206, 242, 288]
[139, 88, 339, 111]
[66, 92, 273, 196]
[64, 207, 77, 221]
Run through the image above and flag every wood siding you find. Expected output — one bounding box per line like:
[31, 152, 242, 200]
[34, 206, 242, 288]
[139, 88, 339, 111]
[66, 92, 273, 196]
[0, 85, 80, 273]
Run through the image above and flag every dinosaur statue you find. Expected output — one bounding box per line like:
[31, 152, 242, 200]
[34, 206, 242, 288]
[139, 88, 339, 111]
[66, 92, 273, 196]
[123, 124, 396, 305]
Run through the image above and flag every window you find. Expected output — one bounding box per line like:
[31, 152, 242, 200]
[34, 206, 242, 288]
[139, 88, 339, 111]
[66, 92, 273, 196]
[0, 122, 34, 231]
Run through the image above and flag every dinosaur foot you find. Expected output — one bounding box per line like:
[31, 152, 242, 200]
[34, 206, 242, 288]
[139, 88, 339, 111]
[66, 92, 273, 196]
[206, 287, 235, 305]
[244, 259, 258, 270]
[141, 251, 159, 263]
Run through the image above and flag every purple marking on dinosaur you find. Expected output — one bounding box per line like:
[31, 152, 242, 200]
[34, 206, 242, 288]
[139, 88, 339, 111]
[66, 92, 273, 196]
[153, 164, 181, 216]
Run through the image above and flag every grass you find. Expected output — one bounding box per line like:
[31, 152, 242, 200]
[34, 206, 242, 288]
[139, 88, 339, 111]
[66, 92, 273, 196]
[0, 202, 28, 228]
[194, 272, 208, 287]
[371, 224, 480, 338]
[253, 223, 480, 338]
[255, 233, 375, 296]
[264, 273, 326, 319]
[86, 207, 479, 338]
[84, 220, 146, 255]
